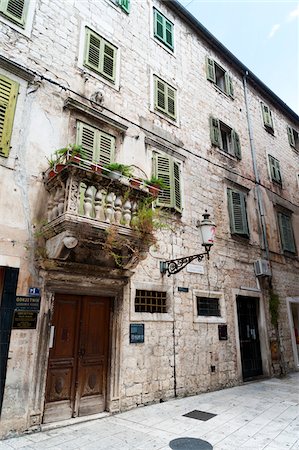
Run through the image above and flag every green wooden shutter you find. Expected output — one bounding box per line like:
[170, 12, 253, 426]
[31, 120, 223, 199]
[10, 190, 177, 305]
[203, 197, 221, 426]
[154, 10, 164, 40]
[173, 161, 182, 212]
[225, 73, 234, 98]
[261, 103, 273, 129]
[0, 75, 19, 158]
[154, 153, 172, 208]
[84, 28, 101, 72]
[165, 19, 174, 49]
[206, 57, 216, 82]
[232, 130, 241, 159]
[118, 0, 130, 13]
[269, 155, 281, 184]
[102, 41, 116, 81]
[97, 131, 114, 165]
[1, 0, 26, 26]
[287, 126, 295, 147]
[76, 122, 97, 165]
[227, 189, 249, 236]
[166, 85, 176, 119]
[209, 116, 221, 147]
[155, 77, 166, 113]
[278, 213, 296, 253]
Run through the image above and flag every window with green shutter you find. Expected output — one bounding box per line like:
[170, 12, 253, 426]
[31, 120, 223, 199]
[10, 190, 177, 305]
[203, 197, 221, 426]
[227, 188, 249, 237]
[76, 122, 115, 167]
[0, 0, 27, 27]
[261, 102, 274, 132]
[153, 152, 182, 212]
[84, 28, 117, 82]
[118, 0, 130, 13]
[287, 125, 299, 151]
[153, 8, 174, 50]
[268, 155, 282, 184]
[205, 56, 234, 98]
[154, 76, 177, 120]
[278, 212, 296, 253]
[0, 75, 19, 158]
[209, 117, 241, 159]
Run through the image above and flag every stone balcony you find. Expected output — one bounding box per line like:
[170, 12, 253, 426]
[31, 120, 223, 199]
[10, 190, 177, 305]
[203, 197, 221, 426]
[42, 164, 154, 269]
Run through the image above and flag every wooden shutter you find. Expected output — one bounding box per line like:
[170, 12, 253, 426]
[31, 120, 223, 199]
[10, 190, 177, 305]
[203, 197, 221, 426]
[206, 57, 216, 82]
[155, 77, 166, 112]
[278, 213, 296, 253]
[173, 160, 182, 212]
[269, 155, 281, 183]
[118, 0, 130, 13]
[76, 122, 97, 165]
[0, 75, 19, 158]
[287, 126, 295, 147]
[261, 103, 273, 129]
[154, 153, 172, 208]
[84, 28, 101, 72]
[227, 189, 249, 236]
[98, 131, 114, 165]
[209, 116, 221, 147]
[225, 72, 234, 98]
[231, 130, 241, 159]
[154, 9, 164, 40]
[102, 41, 116, 81]
[165, 19, 173, 49]
[166, 85, 176, 118]
[1, 0, 26, 26]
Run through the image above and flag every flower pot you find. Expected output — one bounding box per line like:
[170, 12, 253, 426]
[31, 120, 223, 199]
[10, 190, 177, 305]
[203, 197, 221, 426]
[54, 163, 65, 173]
[91, 163, 102, 174]
[108, 170, 122, 180]
[130, 178, 142, 188]
[148, 185, 159, 197]
[48, 169, 56, 180]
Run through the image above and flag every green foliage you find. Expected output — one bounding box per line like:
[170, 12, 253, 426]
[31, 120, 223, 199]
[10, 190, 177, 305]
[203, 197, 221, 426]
[143, 176, 167, 189]
[105, 163, 133, 177]
[46, 144, 86, 167]
[269, 289, 280, 327]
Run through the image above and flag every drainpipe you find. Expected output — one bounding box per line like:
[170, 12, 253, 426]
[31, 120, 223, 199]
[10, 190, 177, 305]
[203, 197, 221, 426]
[243, 71, 269, 260]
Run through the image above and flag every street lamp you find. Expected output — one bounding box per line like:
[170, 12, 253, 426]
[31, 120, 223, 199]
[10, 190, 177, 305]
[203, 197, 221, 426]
[160, 210, 216, 276]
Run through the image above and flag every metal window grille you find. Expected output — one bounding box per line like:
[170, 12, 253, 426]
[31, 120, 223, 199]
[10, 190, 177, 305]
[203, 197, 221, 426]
[135, 290, 167, 313]
[197, 297, 220, 317]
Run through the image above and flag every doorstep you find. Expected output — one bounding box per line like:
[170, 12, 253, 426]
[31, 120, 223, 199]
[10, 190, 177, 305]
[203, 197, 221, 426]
[40, 412, 110, 432]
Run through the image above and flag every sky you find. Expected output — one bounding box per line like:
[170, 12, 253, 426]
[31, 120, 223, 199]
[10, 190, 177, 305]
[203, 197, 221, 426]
[178, 0, 299, 115]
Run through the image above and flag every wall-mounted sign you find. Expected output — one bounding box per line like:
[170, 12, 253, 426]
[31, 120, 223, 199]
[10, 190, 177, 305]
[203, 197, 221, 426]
[178, 287, 189, 293]
[28, 287, 40, 296]
[15, 295, 40, 311]
[12, 311, 38, 329]
[218, 324, 228, 341]
[187, 264, 204, 274]
[130, 324, 144, 344]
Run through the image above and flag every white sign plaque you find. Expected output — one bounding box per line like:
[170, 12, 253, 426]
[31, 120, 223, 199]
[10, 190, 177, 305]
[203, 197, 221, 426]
[187, 264, 204, 274]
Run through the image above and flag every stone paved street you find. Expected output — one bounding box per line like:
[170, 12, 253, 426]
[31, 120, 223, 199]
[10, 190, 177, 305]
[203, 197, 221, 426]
[1, 373, 298, 450]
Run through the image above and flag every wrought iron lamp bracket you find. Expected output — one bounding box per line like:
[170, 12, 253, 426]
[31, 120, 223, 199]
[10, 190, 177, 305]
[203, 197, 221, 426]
[160, 251, 209, 276]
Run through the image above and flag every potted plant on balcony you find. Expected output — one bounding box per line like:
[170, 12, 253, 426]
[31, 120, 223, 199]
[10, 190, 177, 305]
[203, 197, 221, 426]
[143, 176, 166, 197]
[104, 163, 133, 180]
[129, 177, 143, 188]
[56, 144, 85, 164]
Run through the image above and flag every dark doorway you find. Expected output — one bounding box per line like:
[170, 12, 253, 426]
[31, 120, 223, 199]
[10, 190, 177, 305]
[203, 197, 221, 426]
[0, 267, 19, 415]
[43, 294, 111, 423]
[237, 296, 263, 380]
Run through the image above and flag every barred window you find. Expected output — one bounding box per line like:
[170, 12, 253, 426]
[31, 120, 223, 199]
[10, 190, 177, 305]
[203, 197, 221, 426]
[197, 297, 220, 317]
[135, 290, 167, 313]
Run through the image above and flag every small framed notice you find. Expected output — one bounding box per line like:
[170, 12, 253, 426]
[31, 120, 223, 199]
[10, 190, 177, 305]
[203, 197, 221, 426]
[130, 324, 144, 344]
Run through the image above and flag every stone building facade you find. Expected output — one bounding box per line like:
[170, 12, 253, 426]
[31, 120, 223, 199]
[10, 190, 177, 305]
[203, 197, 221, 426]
[0, 0, 298, 438]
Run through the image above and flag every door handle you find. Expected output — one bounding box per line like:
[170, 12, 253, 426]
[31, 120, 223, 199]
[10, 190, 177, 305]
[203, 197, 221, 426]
[78, 348, 85, 358]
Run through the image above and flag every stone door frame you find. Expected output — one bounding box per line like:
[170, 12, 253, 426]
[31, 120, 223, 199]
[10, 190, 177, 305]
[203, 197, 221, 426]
[286, 297, 299, 369]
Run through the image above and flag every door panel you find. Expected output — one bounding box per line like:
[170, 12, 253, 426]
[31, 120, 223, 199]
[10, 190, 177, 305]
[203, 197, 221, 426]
[44, 294, 110, 423]
[237, 296, 263, 380]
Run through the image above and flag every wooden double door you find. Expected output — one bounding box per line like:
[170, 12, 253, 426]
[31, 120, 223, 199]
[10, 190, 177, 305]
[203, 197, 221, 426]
[44, 295, 110, 423]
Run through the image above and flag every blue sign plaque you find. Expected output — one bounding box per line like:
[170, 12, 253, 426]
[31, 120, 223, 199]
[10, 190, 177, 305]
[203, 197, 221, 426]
[130, 324, 144, 344]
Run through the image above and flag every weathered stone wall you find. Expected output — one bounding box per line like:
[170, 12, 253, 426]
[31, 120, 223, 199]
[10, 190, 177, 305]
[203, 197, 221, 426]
[0, 0, 298, 437]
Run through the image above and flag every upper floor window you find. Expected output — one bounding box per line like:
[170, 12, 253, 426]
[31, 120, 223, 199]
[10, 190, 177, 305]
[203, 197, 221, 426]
[227, 188, 249, 237]
[0, 74, 19, 158]
[287, 126, 299, 151]
[268, 155, 282, 184]
[118, 0, 130, 13]
[84, 28, 117, 83]
[261, 102, 274, 133]
[210, 117, 241, 159]
[76, 121, 115, 166]
[206, 57, 234, 98]
[153, 152, 182, 212]
[278, 212, 296, 254]
[153, 8, 174, 50]
[154, 76, 177, 120]
[0, 0, 27, 27]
